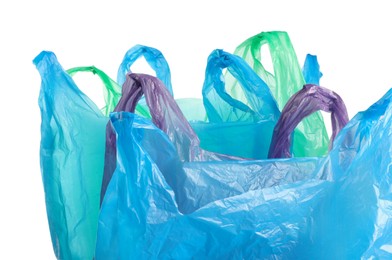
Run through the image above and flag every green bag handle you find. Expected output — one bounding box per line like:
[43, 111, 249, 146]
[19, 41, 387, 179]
[67, 66, 121, 116]
[67, 66, 150, 117]
[229, 31, 329, 157]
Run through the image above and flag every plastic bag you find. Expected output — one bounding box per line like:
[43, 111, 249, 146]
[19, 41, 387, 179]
[117, 47, 281, 159]
[117, 44, 324, 159]
[227, 31, 329, 157]
[193, 49, 280, 158]
[100, 73, 240, 204]
[35, 52, 117, 259]
[96, 81, 392, 258]
[100, 72, 347, 212]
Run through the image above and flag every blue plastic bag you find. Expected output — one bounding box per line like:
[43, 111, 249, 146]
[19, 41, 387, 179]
[35, 52, 111, 260]
[96, 111, 328, 259]
[100, 73, 347, 212]
[97, 85, 392, 258]
[191, 49, 281, 159]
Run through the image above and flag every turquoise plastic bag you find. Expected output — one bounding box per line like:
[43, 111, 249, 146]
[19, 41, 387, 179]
[35, 52, 116, 259]
[96, 85, 392, 259]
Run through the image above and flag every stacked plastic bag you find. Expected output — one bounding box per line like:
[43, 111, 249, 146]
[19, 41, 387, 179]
[35, 31, 392, 259]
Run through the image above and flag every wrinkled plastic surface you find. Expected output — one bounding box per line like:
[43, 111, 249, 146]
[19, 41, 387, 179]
[35, 52, 111, 259]
[269, 84, 349, 158]
[302, 54, 323, 85]
[228, 31, 329, 157]
[96, 87, 392, 259]
[100, 73, 242, 204]
[197, 49, 280, 158]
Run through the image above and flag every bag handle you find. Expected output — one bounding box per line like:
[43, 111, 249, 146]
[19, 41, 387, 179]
[268, 84, 349, 159]
[116, 73, 200, 161]
[202, 49, 280, 123]
[233, 31, 330, 158]
[302, 54, 323, 85]
[101, 72, 241, 204]
[232, 31, 305, 109]
[117, 44, 173, 96]
[67, 66, 122, 116]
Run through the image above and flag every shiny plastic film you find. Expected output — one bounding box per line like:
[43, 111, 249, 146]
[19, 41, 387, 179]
[35, 31, 392, 259]
[227, 31, 329, 157]
[96, 87, 392, 259]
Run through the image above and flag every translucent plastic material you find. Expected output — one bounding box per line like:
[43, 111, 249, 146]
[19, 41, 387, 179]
[194, 49, 280, 158]
[101, 75, 348, 214]
[67, 66, 121, 116]
[100, 73, 250, 204]
[35, 52, 114, 259]
[66, 66, 151, 118]
[228, 31, 329, 157]
[302, 54, 323, 85]
[96, 87, 392, 259]
[269, 84, 349, 158]
[117, 44, 173, 95]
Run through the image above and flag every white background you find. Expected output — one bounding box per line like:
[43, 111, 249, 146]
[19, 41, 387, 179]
[1, 1, 391, 259]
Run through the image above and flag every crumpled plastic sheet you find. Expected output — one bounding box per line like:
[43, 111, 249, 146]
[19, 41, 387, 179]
[96, 87, 392, 259]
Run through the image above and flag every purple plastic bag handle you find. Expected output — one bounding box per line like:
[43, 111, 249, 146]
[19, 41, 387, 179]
[118, 73, 202, 161]
[100, 73, 203, 204]
[268, 84, 349, 159]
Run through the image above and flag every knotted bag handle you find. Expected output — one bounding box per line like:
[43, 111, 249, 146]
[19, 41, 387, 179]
[268, 84, 349, 158]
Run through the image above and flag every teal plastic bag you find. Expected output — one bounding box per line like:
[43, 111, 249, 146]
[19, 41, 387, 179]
[227, 31, 329, 157]
[35, 52, 116, 259]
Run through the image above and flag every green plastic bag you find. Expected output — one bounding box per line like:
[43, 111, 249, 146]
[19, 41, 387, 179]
[226, 31, 329, 157]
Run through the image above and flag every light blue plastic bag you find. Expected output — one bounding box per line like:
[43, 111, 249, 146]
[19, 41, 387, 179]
[35, 51, 109, 260]
[96, 84, 392, 258]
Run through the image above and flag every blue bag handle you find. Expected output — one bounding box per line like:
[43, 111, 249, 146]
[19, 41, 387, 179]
[302, 54, 323, 85]
[117, 44, 173, 96]
[202, 49, 280, 123]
